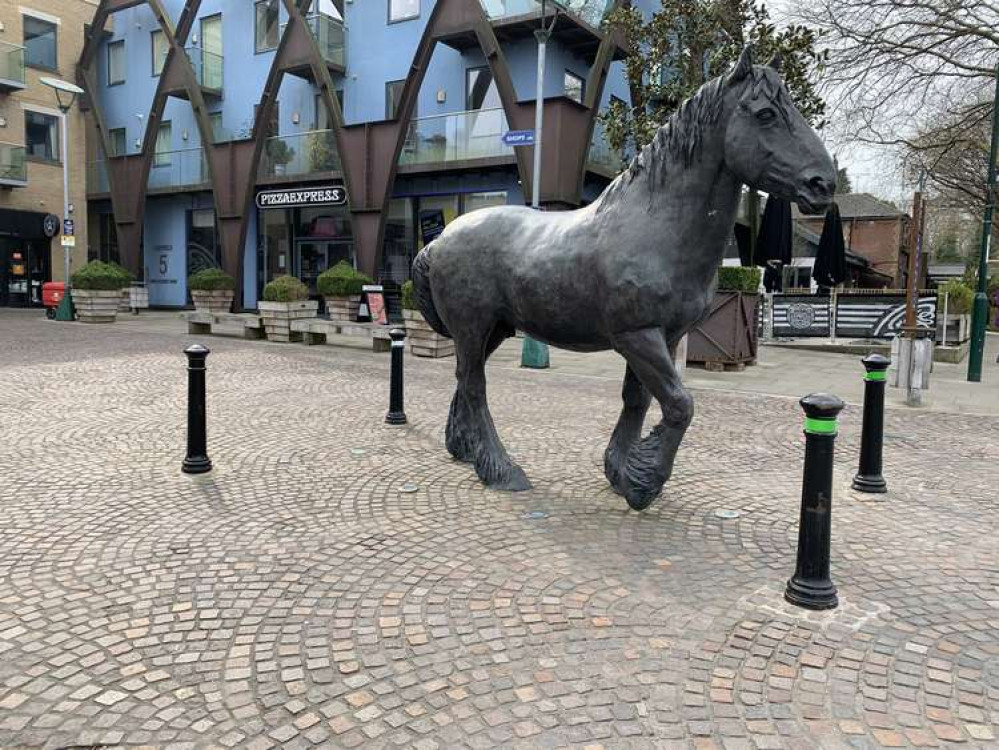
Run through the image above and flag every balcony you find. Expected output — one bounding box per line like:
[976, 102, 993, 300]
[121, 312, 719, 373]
[0, 143, 27, 187]
[586, 119, 625, 177]
[160, 46, 223, 99]
[398, 108, 514, 170]
[482, 0, 613, 27]
[148, 147, 210, 191]
[0, 41, 26, 92]
[280, 12, 346, 76]
[259, 129, 341, 180]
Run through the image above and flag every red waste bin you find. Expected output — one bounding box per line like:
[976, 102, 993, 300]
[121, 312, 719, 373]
[42, 282, 66, 319]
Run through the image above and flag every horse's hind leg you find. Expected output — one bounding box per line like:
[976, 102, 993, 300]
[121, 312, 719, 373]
[604, 365, 652, 496]
[611, 328, 693, 510]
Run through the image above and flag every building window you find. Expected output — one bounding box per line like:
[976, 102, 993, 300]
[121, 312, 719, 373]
[151, 30, 168, 75]
[466, 67, 499, 110]
[24, 110, 60, 162]
[255, 0, 279, 52]
[23, 15, 58, 70]
[108, 127, 127, 156]
[107, 40, 125, 85]
[388, 0, 419, 23]
[209, 112, 225, 143]
[564, 70, 584, 104]
[385, 80, 406, 119]
[154, 121, 172, 166]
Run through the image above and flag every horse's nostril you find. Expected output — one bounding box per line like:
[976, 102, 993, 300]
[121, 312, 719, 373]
[808, 176, 832, 196]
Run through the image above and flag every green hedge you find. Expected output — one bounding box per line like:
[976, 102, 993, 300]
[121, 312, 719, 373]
[188, 267, 236, 292]
[316, 261, 373, 297]
[401, 279, 418, 310]
[717, 266, 761, 293]
[262, 275, 309, 302]
[71, 260, 132, 291]
[937, 279, 973, 315]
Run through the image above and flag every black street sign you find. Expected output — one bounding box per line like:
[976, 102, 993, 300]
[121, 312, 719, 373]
[255, 186, 347, 209]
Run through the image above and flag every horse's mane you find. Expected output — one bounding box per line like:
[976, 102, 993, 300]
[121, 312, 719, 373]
[598, 66, 786, 210]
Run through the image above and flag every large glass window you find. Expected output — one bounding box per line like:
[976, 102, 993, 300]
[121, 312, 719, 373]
[466, 67, 500, 110]
[255, 0, 279, 52]
[385, 80, 406, 119]
[151, 30, 168, 75]
[24, 110, 59, 162]
[154, 121, 172, 166]
[465, 191, 507, 214]
[107, 40, 125, 85]
[382, 198, 415, 283]
[108, 127, 127, 156]
[564, 70, 584, 104]
[23, 15, 57, 70]
[389, 0, 420, 23]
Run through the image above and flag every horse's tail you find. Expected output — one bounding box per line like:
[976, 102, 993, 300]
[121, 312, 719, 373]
[411, 247, 451, 339]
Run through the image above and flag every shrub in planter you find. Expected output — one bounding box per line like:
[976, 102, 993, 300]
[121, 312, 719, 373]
[267, 139, 295, 175]
[937, 279, 973, 315]
[189, 267, 237, 312]
[71, 260, 132, 323]
[318, 261, 373, 321]
[717, 266, 762, 293]
[400, 280, 454, 358]
[258, 275, 316, 342]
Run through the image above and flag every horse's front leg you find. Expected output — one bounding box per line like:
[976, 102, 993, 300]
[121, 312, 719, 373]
[611, 328, 693, 510]
[604, 365, 652, 496]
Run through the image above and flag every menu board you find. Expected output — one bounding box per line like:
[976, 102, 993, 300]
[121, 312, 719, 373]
[359, 285, 387, 325]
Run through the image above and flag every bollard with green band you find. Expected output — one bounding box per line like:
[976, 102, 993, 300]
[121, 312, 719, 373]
[785, 392, 844, 611]
[852, 354, 889, 493]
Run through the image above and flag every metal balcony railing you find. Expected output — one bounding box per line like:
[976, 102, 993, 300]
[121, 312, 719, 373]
[399, 108, 513, 167]
[280, 13, 346, 68]
[480, 0, 614, 27]
[0, 143, 27, 186]
[0, 40, 26, 91]
[260, 129, 341, 178]
[148, 147, 210, 190]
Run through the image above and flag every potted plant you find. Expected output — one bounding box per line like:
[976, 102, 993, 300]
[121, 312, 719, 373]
[267, 139, 295, 176]
[686, 266, 761, 370]
[401, 279, 454, 358]
[257, 275, 316, 342]
[317, 261, 372, 322]
[71, 260, 132, 323]
[307, 130, 337, 172]
[189, 267, 237, 312]
[936, 279, 973, 344]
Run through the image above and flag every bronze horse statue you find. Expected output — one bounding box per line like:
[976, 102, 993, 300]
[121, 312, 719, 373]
[412, 48, 835, 510]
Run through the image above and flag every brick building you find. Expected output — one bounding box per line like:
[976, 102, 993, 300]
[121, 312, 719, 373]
[0, 0, 95, 308]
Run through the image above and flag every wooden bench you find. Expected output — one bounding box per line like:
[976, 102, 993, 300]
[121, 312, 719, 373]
[182, 311, 265, 339]
[290, 318, 392, 352]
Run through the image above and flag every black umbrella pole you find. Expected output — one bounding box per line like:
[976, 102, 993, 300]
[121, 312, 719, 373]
[385, 328, 407, 425]
[182, 344, 213, 474]
[785, 393, 844, 611]
[852, 354, 889, 493]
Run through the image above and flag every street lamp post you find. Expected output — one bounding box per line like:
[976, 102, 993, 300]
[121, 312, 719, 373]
[39, 76, 84, 322]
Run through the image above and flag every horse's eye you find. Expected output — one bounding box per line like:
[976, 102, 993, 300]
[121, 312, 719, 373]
[756, 108, 777, 123]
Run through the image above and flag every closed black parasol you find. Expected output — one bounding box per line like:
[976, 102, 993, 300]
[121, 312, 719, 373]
[812, 201, 847, 288]
[755, 195, 793, 292]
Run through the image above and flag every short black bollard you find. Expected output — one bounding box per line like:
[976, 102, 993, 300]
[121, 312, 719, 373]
[182, 344, 213, 474]
[385, 328, 407, 425]
[785, 392, 844, 610]
[852, 353, 889, 493]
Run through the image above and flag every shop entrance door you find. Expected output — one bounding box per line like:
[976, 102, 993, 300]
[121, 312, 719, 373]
[0, 243, 31, 308]
[296, 240, 354, 297]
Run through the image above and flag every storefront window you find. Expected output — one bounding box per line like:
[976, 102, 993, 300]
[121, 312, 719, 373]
[382, 198, 414, 284]
[417, 195, 459, 251]
[187, 209, 220, 276]
[258, 203, 354, 297]
[465, 191, 507, 214]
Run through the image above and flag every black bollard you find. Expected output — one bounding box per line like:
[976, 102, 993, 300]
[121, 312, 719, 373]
[385, 328, 407, 425]
[852, 353, 889, 493]
[785, 392, 844, 611]
[182, 344, 213, 474]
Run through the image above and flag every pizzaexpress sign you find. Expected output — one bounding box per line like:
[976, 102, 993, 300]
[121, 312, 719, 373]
[256, 186, 347, 209]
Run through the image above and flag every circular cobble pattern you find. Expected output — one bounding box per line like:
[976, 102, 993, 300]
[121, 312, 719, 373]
[1, 311, 997, 749]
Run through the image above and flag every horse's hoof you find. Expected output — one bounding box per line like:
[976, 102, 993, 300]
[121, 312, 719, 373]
[477, 455, 532, 492]
[624, 484, 659, 511]
[603, 450, 626, 496]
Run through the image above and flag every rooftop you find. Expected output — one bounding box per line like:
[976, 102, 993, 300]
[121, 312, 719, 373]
[792, 193, 904, 220]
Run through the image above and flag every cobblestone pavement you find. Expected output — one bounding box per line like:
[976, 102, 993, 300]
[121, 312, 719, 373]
[1, 309, 997, 750]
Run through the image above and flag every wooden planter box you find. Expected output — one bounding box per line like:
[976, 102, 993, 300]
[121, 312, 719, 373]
[686, 291, 759, 369]
[72, 289, 121, 323]
[258, 300, 318, 342]
[326, 295, 361, 322]
[191, 289, 234, 313]
[403, 308, 454, 358]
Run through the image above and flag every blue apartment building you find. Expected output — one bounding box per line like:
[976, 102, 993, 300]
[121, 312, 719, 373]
[83, 0, 646, 309]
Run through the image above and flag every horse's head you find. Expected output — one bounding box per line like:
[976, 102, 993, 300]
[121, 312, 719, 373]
[722, 47, 835, 215]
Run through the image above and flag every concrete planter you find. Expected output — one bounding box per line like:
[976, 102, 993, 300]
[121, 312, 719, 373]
[72, 289, 122, 323]
[191, 289, 235, 313]
[403, 308, 454, 358]
[118, 285, 150, 312]
[326, 295, 361, 322]
[258, 300, 318, 342]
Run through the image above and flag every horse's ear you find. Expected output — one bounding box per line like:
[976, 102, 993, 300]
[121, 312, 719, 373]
[727, 46, 753, 86]
[767, 51, 783, 73]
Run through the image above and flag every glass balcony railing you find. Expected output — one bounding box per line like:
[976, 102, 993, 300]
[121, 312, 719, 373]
[481, 0, 614, 27]
[399, 108, 513, 167]
[0, 143, 27, 185]
[186, 46, 223, 91]
[0, 40, 26, 89]
[260, 129, 341, 178]
[148, 147, 210, 190]
[280, 13, 346, 68]
[587, 119, 625, 174]
[87, 160, 110, 194]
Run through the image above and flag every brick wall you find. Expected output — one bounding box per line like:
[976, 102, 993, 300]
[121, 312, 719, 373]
[800, 215, 910, 287]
